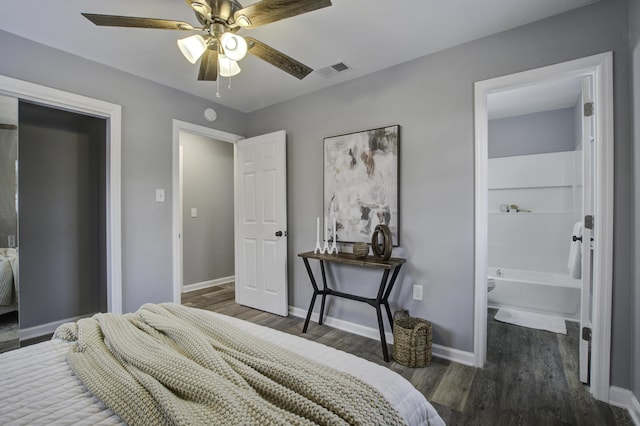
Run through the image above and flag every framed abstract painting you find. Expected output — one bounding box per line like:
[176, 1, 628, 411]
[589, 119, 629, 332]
[323, 125, 399, 245]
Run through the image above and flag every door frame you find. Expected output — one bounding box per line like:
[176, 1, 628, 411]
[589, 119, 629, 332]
[171, 120, 242, 303]
[473, 52, 614, 401]
[0, 74, 123, 315]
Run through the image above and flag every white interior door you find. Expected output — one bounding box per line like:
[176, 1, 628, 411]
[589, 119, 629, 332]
[579, 76, 595, 384]
[235, 130, 288, 316]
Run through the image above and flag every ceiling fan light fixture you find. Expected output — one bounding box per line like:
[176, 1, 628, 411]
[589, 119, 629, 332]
[219, 54, 241, 77]
[177, 34, 207, 64]
[220, 32, 248, 61]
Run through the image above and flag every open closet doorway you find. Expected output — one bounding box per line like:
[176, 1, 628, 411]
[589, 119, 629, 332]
[19, 101, 108, 338]
[473, 53, 614, 402]
[0, 75, 122, 333]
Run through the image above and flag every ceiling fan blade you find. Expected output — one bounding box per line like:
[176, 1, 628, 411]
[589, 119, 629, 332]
[184, 0, 211, 17]
[232, 0, 331, 28]
[198, 49, 219, 81]
[81, 13, 196, 30]
[184, 0, 213, 26]
[246, 37, 312, 80]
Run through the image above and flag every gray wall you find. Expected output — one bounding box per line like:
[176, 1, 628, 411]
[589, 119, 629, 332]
[181, 132, 234, 285]
[630, 0, 640, 403]
[18, 102, 106, 327]
[247, 0, 633, 388]
[488, 107, 576, 158]
[0, 29, 247, 314]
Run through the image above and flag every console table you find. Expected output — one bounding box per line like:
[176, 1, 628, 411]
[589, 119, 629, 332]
[298, 251, 406, 362]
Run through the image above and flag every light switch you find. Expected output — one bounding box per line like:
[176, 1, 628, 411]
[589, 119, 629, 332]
[156, 189, 165, 202]
[412, 284, 423, 301]
[191, 208, 198, 218]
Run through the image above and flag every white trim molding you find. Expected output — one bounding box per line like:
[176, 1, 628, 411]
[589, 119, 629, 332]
[20, 313, 94, 341]
[473, 52, 614, 401]
[171, 120, 243, 304]
[289, 306, 475, 366]
[0, 74, 123, 315]
[182, 276, 235, 293]
[609, 386, 640, 425]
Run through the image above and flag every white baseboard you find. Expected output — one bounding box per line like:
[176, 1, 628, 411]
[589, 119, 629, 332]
[20, 313, 93, 340]
[289, 306, 475, 366]
[182, 276, 234, 293]
[431, 343, 476, 366]
[609, 386, 640, 425]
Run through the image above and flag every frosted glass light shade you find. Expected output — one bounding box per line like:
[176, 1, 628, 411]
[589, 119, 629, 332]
[177, 35, 207, 64]
[220, 32, 248, 61]
[219, 55, 241, 77]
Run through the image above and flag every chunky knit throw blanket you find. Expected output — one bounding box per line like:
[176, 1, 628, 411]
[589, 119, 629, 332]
[54, 303, 406, 426]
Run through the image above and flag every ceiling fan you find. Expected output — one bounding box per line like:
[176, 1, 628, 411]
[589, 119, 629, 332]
[82, 0, 332, 85]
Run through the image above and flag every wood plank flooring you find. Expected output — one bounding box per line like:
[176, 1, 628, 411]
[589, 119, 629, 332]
[183, 283, 633, 426]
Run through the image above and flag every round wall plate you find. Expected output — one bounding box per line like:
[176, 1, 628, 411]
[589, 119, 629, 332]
[204, 108, 217, 121]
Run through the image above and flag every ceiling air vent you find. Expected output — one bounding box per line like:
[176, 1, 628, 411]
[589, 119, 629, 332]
[315, 62, 351, 78]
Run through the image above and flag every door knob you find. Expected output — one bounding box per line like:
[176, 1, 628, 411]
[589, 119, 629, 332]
[275, 230, 286, 237]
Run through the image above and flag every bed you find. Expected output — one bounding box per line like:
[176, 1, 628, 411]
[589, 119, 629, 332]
[0, 303, 444, 425]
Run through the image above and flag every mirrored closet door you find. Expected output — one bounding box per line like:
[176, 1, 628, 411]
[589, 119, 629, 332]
[0, 94, 19, 352]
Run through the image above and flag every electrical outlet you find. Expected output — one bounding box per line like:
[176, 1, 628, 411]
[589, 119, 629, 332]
[191, 208, 198, 218]
[412, 284, 423, 301]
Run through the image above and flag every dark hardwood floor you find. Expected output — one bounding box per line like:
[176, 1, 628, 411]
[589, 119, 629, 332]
[183, 283, 633, 426]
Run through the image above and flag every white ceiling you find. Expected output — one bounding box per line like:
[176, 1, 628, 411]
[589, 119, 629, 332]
[0, 0, 595, 113]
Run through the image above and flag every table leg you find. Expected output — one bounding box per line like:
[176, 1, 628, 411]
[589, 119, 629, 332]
[302, 293, 317, 333]
[318, 261, 328, 325]
[376, 303, 390, 362]
[301, 258, 319, 333]
[383, 302, 394, 331]
[375, 269, 392, 362]
[382, 265, 403, 328]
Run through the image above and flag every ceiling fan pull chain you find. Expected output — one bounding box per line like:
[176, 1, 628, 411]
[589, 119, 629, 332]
[228, 75, 232, 91]
[216, 77, 221, 98]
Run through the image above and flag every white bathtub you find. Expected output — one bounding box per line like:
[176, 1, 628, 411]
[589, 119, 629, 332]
[487, 267, 581, 321]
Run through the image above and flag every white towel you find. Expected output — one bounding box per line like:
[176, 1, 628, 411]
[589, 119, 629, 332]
[568, 222, 582, 279]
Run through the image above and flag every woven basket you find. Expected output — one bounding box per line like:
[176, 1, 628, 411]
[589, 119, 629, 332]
[392, 317, 432, 367]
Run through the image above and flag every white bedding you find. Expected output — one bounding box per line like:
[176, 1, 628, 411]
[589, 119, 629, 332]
[0, 310, 444, 425]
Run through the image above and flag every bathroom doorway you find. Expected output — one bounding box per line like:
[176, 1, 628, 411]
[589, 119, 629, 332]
[473, 53, 614, 401]
[486, 76, 584, 318]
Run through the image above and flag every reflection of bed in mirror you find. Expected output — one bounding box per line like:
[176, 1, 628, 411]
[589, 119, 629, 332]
[0, 248, 18, 315]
